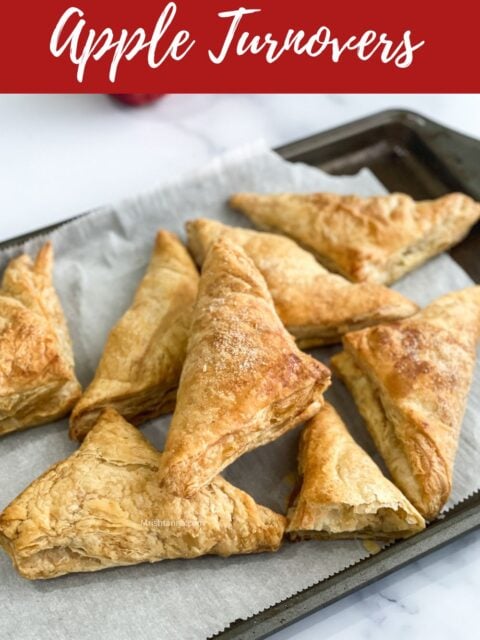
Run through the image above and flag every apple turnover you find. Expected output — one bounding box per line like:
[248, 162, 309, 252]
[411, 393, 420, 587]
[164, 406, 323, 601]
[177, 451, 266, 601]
[332, 287, 480, 520]
[159, 238, 331, 497]
[230, 192, 480, 284]
[287, 403, 425, 540]
[0, 408, 285, 579]
[69, 231, 199, 441]
[0, 242, 81, 436]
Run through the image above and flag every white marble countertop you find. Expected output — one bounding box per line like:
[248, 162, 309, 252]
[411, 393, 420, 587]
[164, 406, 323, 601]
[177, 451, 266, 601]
[1, 94, 480, 639]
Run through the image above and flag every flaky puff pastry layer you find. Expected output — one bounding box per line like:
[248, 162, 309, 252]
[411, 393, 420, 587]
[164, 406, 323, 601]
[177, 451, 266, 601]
[287, 403, 425, 540]
[0, 407, 285, 580]
[159, 238, 331, 497]
[332, 287, 480, 520]
[69, 231, 199, 441]
[187, 218, 418, 348]
[230, 192, 480, 285]
[0, 243, 81, 436]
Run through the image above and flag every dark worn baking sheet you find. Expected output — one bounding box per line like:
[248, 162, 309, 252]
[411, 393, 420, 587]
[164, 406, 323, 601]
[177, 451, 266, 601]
[1, 109, 479, 639]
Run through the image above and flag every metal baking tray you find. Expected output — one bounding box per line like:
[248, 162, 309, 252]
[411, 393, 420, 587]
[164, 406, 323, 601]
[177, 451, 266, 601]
[1, 109, 479, 639]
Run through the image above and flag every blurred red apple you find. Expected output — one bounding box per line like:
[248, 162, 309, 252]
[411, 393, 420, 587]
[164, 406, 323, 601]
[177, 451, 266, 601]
[110, 94, 163, 107]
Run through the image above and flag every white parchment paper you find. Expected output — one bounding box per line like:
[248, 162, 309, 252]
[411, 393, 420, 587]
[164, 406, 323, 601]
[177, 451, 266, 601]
[0, 143, 479, 640]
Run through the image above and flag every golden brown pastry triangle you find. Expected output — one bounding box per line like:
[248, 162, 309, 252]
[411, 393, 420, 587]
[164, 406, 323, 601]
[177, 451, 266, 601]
[230, 192, 480, 284]
[287, 403, 425, 540]
[160, 237, 331, 497]
[332, 287, 480, 520]
[0, 407, 286, 579]
[0, 242, 81, 436]
[69, 231, 199, 441]
[187, 218, 418, 348]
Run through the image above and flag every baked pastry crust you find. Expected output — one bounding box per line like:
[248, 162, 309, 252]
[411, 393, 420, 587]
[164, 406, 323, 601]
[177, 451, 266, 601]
[0, 242, 81, 436]
[160, 238, 331, 497]
[187, 218, 418, 348]
[287, 403, 425, 540]
[69, 231, 199, 441]
[0, 407, 286, 580]
[230, 192, 480, 284]
[332, 287, 480, 520]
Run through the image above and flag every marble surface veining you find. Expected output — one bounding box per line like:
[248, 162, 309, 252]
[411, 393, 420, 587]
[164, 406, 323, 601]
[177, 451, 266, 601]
[0, 94, 479, 639]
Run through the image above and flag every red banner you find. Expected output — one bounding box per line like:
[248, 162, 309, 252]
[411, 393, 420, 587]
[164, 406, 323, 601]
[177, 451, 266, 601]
[0, 0, 477, 92]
